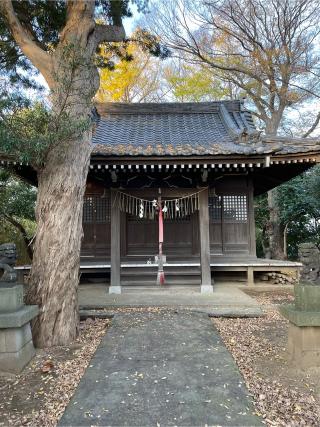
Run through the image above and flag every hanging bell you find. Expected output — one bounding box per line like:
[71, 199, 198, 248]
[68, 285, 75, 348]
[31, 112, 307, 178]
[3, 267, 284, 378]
[175, 199, 180, 212]
[152, 199, 157, 208]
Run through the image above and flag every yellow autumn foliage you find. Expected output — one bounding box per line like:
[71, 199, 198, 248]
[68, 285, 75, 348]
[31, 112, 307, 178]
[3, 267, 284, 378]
[96, 43, 161, 103]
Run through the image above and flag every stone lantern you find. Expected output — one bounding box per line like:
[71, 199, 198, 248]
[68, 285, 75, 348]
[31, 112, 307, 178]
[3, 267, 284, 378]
[0, 243, 38, 373]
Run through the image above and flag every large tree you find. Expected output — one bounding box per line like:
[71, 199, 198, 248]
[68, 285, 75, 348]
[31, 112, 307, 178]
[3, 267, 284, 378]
[0, 0, 137, 347]
[146, 0, 320, 259]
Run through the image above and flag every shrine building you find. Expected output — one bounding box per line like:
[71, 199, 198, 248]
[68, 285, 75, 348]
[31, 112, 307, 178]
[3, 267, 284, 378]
[79, 101, 320, 293]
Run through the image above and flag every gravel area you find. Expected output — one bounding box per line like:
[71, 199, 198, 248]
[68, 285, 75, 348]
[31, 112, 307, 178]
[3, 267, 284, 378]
[213, 293, 320, 426]
[1, 292, 319, 427]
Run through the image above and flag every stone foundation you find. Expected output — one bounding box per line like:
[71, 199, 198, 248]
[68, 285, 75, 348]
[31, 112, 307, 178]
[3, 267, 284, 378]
[258, 270, 298, 285]
[287, 324, 320, 369]
[267, 271, 298, 285]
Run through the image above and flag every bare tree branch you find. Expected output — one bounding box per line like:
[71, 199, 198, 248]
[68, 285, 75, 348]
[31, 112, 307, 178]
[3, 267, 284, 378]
[303, 111, 320, 137]
[146, 0, 320, 134]
[0, 0, 54, 86]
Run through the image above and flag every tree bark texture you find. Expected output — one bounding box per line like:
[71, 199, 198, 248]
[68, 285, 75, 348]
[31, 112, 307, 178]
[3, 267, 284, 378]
[265, 120, 285, 260]
[267, 189, 285, 260]
[25, 130, 92, 347]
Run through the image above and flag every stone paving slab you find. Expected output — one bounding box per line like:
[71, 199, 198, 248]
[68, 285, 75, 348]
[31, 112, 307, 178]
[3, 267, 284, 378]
[59, 311, 262, 426]
[80, 284, 262, 307]
[79, 306, 263, 321]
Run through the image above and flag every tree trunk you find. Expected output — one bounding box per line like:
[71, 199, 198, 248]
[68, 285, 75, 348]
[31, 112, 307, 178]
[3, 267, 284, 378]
[267, 189, 285, 260]
[283, 223, 289, 259]
[264, 119, 285, 260]
[25, 130, 92, 347]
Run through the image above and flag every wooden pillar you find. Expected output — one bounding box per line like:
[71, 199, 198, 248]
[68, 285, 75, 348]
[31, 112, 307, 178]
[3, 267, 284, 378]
[109, 189, 121, 294]
[247, 267, 254, 286]
[199, 188, 213, 294]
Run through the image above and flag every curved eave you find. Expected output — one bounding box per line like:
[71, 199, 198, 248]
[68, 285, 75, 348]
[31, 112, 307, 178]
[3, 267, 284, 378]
[89, 151, 320, 196]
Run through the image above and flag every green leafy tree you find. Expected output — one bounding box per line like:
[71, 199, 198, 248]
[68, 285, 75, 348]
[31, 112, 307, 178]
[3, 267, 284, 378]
[97, 29, 166, 102]
[0, 168, 36, 261]
[278, 166, 320, 258]
[164, 62, 234, 102]
[255, 165, 320, 259]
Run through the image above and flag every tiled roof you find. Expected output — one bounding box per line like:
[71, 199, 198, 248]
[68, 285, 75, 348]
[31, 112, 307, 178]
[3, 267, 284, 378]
[92, 102, 320, 157]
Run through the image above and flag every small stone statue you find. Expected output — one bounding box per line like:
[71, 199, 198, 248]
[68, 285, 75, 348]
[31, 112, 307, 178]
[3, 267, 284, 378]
[0, 243, 17, 283]
[298, 242, 320, 284]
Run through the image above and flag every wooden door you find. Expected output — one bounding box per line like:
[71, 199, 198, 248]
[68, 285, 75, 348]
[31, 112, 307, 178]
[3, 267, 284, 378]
[163, 216, 194, 255]
[125, 213, 196, 257]
[82, 195, 111, 258]
[126, 215, 158, 256]
[209, 192, 249, 255]
[222, 194, 249, 254]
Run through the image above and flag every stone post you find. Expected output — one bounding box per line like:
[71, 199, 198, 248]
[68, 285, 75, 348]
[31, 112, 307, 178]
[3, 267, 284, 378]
[0, 243, 38, 373]
[281, 282, 320, 369]
[0, 283, 39, 373]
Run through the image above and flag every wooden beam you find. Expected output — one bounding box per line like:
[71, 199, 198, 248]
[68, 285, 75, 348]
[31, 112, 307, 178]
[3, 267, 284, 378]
[110, 190, 121, 294]
[199, 188, 213, 293]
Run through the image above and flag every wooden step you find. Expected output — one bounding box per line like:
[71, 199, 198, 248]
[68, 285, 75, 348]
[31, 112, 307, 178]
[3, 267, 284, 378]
[121, 278, 201, 286]
[120, 263, 201, 287]
[121, 269, 201, 277]
[122, 284, 200, 293]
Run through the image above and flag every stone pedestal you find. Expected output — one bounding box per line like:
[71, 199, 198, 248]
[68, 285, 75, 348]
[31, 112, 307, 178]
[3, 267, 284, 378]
[0, 284, 38, 373]
[281, 282, 320, 369]
[287, 324, 320, 369]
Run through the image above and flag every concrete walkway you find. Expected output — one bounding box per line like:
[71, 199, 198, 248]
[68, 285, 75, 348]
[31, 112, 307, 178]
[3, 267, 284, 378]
[79, 284, 263, 317]
[59, 311, 262, 426]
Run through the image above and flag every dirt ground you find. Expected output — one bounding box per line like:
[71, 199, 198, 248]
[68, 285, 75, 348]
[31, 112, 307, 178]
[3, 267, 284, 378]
[214, 289, 320, 426]
[0, 319, 110, 427]
[0, 291, 319, 426]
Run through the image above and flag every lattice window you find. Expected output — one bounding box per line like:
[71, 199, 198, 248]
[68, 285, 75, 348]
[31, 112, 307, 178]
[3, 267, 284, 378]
[223, 195, 247, 222]
[96, 197, 111, 223]
[83, 196, 110, 223]
[208, 195, 222, 221]
[83, 197, 94, 223]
